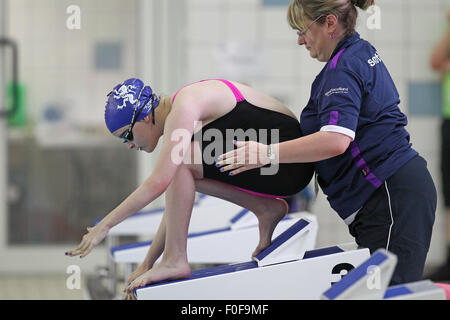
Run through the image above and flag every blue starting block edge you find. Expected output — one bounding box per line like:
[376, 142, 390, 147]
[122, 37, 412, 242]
[134, 241, 344, 295]
[135, 261, 260, 293]
[303, 246, 343, 259]
[95, 196, 211, 226]
[254, 219, 310, 261]
[322, 250, 388, 300]
[383, 286, 413, 299]
[229, 209, 250, 224]
[110, 241, 153, 255]
[111, 213, 293, 256]
[111, 240, 153, 255]
[197, 193, 208, 200]
[94, 207, 165, 226]
[110, 226, 232, 255]
[229, 209, 292, 225]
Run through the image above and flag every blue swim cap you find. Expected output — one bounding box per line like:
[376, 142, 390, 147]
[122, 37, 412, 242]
[104, 78, 160, 133]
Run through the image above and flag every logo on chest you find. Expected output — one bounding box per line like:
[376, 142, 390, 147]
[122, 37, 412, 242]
[325, 87, 349, 97]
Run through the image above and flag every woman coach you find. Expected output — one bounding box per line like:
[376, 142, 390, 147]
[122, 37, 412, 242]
[216, 0, 437, 285]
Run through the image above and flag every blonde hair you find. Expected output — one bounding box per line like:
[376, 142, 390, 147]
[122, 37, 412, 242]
[287, 0, 374, 35]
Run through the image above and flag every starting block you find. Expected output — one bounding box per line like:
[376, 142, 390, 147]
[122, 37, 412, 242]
[103, 194, 248, 236]
[385, 280, 447, 300]
[134, 218, 370, 300]
[321, 248, 447, 300]
[112, 212, 317, 265]
[93, 194, 251, 298]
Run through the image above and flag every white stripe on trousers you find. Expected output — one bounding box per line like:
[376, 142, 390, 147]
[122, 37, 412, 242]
[385, 180, 394, 250]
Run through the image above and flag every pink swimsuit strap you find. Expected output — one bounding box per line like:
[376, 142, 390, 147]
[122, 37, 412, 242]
[171, 79, 245, 104]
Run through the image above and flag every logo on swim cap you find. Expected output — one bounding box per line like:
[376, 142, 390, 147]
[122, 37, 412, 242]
[113, 84, 139, 110]
[104, 78, 159, 133]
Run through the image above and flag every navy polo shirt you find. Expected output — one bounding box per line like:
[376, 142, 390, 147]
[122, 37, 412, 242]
[300, 32, 418, 223]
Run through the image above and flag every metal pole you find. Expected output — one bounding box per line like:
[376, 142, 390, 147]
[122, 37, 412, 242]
[0, 0, 9, 257]
[0, 37, 18, 117]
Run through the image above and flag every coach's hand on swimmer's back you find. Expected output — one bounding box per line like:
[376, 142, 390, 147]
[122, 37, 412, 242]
[65, 224, 110, 258]
[215, 140, 272, 176]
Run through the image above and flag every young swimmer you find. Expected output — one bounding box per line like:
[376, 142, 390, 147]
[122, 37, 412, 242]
[65, 78, 314, 297]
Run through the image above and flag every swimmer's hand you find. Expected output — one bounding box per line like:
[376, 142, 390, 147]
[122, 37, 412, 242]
[215, 140, 272, 176]
[65, 224, 110, 258]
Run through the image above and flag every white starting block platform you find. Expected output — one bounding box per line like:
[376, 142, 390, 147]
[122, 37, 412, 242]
[95, 194, 254, 297]
[321, 248, 447, 300]
[111, 212, 317, 265]
[99, 194, 249, 236]
[134, 218, 370, 300]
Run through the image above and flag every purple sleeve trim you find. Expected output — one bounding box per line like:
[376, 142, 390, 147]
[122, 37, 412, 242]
[329, 111, 339, 125]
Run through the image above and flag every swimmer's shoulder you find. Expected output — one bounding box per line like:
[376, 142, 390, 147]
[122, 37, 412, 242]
[169, 80, 239, 123]
[231, 81, 297, 120]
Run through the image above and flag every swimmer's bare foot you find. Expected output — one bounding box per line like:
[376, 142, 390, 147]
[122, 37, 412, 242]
[122, 262, 152, 300]
[126, 262, 151, 286]
[125, 260, 191, 293]
[123, 292, 137, 300]
[252, 198, 289, 258]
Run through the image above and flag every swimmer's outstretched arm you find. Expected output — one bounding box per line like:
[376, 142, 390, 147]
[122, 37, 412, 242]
[65, 174, 170, 258]
[66, 97, 201, 258]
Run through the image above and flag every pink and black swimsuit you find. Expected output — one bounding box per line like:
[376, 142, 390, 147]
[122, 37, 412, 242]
[172, 79, 314, 197]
